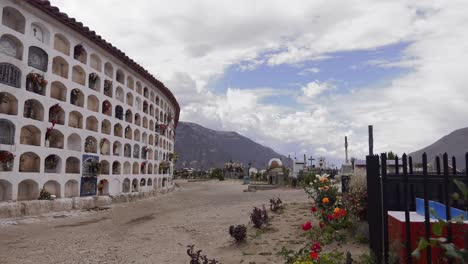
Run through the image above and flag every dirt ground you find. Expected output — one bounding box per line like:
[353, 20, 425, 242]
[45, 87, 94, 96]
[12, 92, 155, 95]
[0, 180, 367, 264]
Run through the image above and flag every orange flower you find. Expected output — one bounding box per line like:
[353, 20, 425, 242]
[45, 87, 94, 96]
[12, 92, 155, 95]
[333, 207, 340, 213]
[323, 186, 330, 191]
[322, 197, 329, 204]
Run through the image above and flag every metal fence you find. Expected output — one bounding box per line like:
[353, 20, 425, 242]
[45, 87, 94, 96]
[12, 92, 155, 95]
[366, 152, 468, 264]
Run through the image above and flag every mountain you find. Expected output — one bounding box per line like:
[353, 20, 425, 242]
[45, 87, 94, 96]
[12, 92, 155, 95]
[174, 122, 289, 170]
[409, 127, 468, 164]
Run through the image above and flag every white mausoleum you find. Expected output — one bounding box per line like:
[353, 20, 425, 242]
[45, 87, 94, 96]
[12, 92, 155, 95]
[0, 0, 180, 202]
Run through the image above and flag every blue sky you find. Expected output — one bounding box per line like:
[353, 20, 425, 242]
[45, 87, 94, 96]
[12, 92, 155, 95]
[214, 42, 410, 109]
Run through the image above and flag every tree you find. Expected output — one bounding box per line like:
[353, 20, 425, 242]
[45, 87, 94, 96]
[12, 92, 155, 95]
[387, 151, 396, 160]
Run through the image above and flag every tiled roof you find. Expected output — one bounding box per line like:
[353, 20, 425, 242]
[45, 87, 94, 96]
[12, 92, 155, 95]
[25, 0, 180, 126]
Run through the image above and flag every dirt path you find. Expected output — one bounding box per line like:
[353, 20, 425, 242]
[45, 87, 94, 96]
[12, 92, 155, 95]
[0, 180, 310, 264]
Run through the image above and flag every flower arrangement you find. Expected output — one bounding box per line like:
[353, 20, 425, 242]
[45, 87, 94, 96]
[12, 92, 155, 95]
[49, 103, 62, 124]
[85, 138, 96, 152]
[103, 101, 111, 113]
[26, 73, 47, 94]
[38, 188, 52, 200]
[168, 153, 179, 162]
[0, 151, 14, 162]
[141, 161, 147, 171]
[158, 123, 167, 133]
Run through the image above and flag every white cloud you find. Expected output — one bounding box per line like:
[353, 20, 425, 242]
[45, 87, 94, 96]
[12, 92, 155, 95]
[300, 81, 331, 99]
[50, 0, 468, 163]
[298, 67, 320, 75]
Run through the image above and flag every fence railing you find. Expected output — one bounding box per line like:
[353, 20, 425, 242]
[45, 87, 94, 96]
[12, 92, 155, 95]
[366, 152, 468, 264]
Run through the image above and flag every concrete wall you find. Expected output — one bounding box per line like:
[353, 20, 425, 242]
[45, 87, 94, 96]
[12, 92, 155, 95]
[0, 0, 177, 202]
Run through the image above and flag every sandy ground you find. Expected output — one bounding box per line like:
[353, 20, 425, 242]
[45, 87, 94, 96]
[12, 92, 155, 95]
[0, 180, 367, 264]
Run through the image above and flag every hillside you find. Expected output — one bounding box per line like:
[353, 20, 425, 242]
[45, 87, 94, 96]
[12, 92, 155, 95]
[410, 127, 468, 164]
[174, 122, 289, 170]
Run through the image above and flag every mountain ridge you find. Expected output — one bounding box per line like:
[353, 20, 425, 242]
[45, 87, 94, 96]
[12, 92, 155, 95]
[174, 121, 289, 170]
[409, 126, 468, 164]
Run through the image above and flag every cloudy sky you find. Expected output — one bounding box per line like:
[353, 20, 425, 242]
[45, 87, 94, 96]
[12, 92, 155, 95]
[51, 0, 468, 164]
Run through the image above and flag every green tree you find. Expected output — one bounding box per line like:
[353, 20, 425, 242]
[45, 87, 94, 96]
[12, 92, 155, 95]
[387, 151, 396, 160]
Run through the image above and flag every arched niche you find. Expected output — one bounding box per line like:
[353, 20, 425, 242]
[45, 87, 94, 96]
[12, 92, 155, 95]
[136, 82, 142, 95]
[122, 178, 130, 193]
[18, 180, 39, 201]
[0, 179, 12, 201]
[116, 69, 125, 84]
[90, 54, 101, 72]
[31, 22, 50, 44]
[133, 144, 140, 159]
[48, 104, 65, 125]
[132, 162, 139, 174]
[0, 119, 15, 145]
[114, 123, 123, 137]
[28, 46, 48, 71]
[101, 119, 111, 135]
[20, 125, 41, 146]
[53, 33, 70, 55]
[87, 95, 99, 112]
[43, 180, 61, 197]
[132, 178, 138, 192]
[52, 56, 69, 79]
[142, 116, 148, 129]
[50, 81, 67, 102]
[23, 99, 43, 121]
[2, 7, 25, 34]
[134, 113, 141, 126]
[64, 180, 79, 197]
[68, 111, 83, 129]
[104, 62, 113, 78]
[126, 92, 133, 106]
[113, 141, 122, 156]
[123, 162, 131, 174]
[124, 143, 131, 158]
[89, 73, 101, 91]
[0, 92, 18, 115]
[0, 34, 23, 60]
[100, 138, 110, 155]
[19, 152, 40, 172]
[102, 100, 112, 116]
[100, 160, 110, 175]
[127, 76, 134, 90]
[84, 136, 97, 153]
[134, 129, 141, 142]
[143, 87, 149, 99]
[44, 154, 61, 173]
[103, 79, 112, 97]
[72, 65, 86, 85]
[112, 161, 121, 175]
[65, 157, 80, 174]
[46, 129, 64, 149]
[0, 63, 21, 88]
[67, 133, 81, 151]
[73, 44, 87, 64]
[86, 116, 99, 132]
[115, 105, 123, 120]
[70, 88, 84, 107]
[125, 109, 132, 123]
[116, 86, 124, 102]
[124, 126, 132, 139]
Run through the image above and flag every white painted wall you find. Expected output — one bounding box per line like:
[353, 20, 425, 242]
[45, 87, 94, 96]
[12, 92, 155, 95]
[0, 0, 176, 202]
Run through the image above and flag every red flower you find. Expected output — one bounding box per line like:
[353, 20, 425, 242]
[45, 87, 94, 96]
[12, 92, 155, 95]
[311, 206, 317, 213]
[319, 221, 325, 229]
[326, 214, 334, 221]
[310, 252, 319, 260]
[311, 241, 321, 253]
[302, 221, 312, 231]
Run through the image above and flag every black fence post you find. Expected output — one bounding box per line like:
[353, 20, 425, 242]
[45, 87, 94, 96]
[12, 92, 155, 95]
[366, 154, 383, 263]
[422, 153, 432, 264]
[402, 154, 412, 263]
